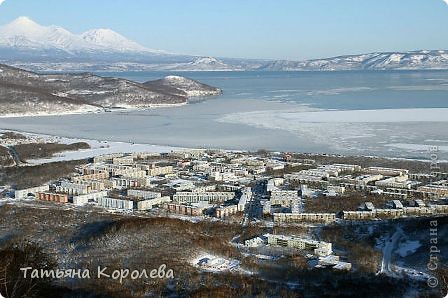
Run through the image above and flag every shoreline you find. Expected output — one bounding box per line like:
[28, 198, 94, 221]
[1, 128, 446, 165]
[0, 102, 188, 119]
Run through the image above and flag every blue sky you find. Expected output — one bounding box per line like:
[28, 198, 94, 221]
[1, 0, 448, 60]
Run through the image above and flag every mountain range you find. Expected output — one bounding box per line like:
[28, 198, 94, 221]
[1, 17, 448, 72]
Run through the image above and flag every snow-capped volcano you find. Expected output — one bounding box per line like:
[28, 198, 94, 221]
[0, 16, 162, 54]
[80, 28, 163, 53]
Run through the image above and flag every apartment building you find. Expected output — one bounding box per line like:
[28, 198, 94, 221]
[163, 203, 206, 216]
[270, 190, 299, 208]
[375, 175, 414, 189]
[342, 211, 376, 220]
[73, 191, 108, 206]
[15, 185, 50, 199]
[72, 171, 110, 182]
[266, 234, 333, 257]
[273, 213, 336, 224]
[365, 167, 409, 176]
[127, 189, 161, 199]
[97, 197, 134, 210]
[56, 181, 91, 195]
[111, 177, 150, 188]
[215, 204, 240, 218]
[37, 192, 68, 203]
[141, 165, 173, 176]
[417, 184, 448, 198]
[173, 191, 235, 204]
[112, 156, 134, 165]
[137, 196, 171, 210]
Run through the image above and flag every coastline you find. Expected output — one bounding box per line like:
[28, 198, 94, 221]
[1, 128, 446, 166]
[0, 102, 188, 119]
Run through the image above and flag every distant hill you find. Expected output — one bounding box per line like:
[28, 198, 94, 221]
[143, 75, 222, 97]
[257, 50, 448, 71]
[0, 64, 222, 117]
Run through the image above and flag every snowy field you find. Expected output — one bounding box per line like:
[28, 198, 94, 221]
[0, 129, 181, 165]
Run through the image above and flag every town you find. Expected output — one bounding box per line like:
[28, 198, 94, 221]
[2, 136, 448, 277]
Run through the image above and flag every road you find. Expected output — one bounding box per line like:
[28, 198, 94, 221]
[241, 179, 266, 227]
[380, 226, 404, 276]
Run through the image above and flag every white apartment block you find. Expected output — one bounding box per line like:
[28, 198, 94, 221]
[375, 175, 413, 189]
[116, 169, 147, 179]
[97, 197, 134, 210]
[285, 174, 324, 184]
[56, 181, 91, 195]
[112, 156, 134, 165]
[192, 185, 217, 193]
[299, 169, 331, 178]
[140, 165, 173, 176]
[73, 191, 108, 206]
[365, 167, 409, 177]
[111, 177, 150, 188]
[127, 189, 161, 199]
[15, 185, 50, 199]
[173, 191, 235, 203]
[273, 213, 336, 224]
[137, 196, 171, 210]
[266, 234, 333, 257]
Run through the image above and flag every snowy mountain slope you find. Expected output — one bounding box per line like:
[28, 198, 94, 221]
[258, 50, 448, 71]
[173, 56, 241, 71]
[80, 29, 165, 53]
[0, 17, 97, 52]
[0, 16, 165, 55]
[0, 64, 222, 116]
[143, 75, 222, 97]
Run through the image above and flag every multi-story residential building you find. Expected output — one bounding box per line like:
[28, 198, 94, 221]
[97, 197, 134, 210]
[112, 156, 134, 165]
[72, 171, 110, 182]
[173, 191, 235, 203]
[298, 169, 331, 178]
[266, 234, 333, 257]
[365, 167, 409, 177]
[15, 185, 50, 199]
[37, 192, 68, 203]
[73, 191, 108, 206]
[144, 165, 173, 176]
[342, 211, 376, 220]
[238, 187, 251, 212]
[270, 190, 299, 208]
[273, 213, 336, 224]
[56, 181, 91, 195]
[215, 204, 240, 218]
[163, 203, 206, 216]
[127, 189, 161, 199]
[285, 173, 326, 184]
[115, 169, 147, 179]
[111, 177, 150, 188]
[137, 196, 171, 210]
[417, 184, 448, 198]
[375, 175, 414, 189]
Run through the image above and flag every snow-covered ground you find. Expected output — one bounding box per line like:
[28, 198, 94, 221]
[0, 129, 182, 165]
[395, 240, 421, 258]
[191, 253, 251, 274]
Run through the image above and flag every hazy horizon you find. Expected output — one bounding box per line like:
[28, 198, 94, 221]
[1, 0, 448, 60]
